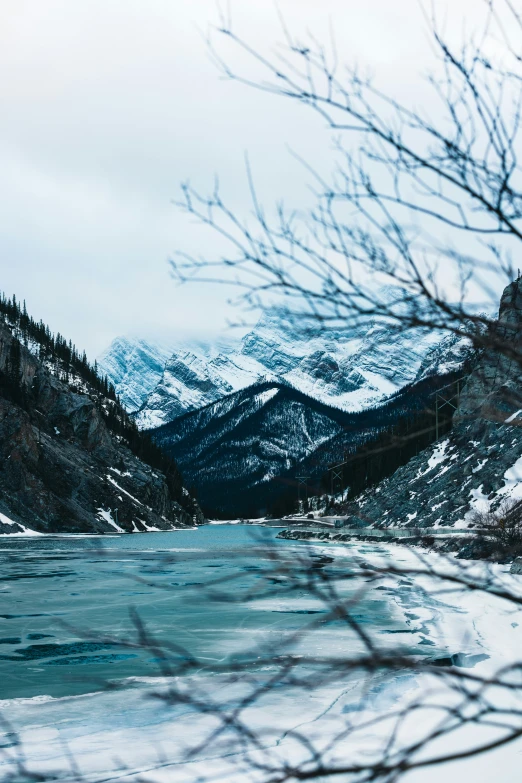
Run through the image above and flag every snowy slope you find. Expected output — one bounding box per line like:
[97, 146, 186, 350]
[135, 344, 266, 429]
[101, 311, 470, 429]
[154, 379, 353, 515]
[97, 337, 175, 412]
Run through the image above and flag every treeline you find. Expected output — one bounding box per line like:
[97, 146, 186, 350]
[0, 292, 186, 506]
[271, 371, 467, 518]
[1, 334, 26, 407]
[321, 390, 456, 501]
[0, 293, 116, 399]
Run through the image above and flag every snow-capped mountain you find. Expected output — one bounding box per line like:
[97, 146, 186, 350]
[414, 330, 474, 382]
[133, 338, 258, 428]
[98, 337, 175, 412]
[100, 311, 471, 429]
[153, 379, 357, 516]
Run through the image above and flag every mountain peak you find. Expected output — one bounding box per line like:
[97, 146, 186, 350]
[100, 309, 473, 430]
[98, 336, 174, 413]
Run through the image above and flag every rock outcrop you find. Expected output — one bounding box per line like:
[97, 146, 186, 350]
[350, 279, 522, 530]
[458, 280, 522, 421]
[511, 558, 522, 574]
[0, 325, 203, 534]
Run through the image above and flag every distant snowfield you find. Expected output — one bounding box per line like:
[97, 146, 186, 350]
[1, 541, 520, 783]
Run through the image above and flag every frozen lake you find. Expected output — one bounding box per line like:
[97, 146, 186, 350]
[0, 526, 520, 782]
[0, 526, 408, 701]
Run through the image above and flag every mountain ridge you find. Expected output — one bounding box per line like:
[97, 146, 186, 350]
[153, 371, 461, 518]
[100, 310, 472, 430]
[323, 278, 522, 534]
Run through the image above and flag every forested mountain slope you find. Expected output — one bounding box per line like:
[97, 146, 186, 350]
[153, 372, 463, 518]
[153, 380, 347, 516]
[0, 295, 202, 534]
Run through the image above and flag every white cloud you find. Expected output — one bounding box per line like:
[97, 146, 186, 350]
[0, 0, 491, 356]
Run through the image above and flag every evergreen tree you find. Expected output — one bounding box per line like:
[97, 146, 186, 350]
[0, 289, 189, 507]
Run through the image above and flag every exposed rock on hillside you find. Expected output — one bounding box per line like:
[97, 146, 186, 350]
[0, 325, 203, 534]
[350, 279, 522, 530]
[458, 281, 522, 421]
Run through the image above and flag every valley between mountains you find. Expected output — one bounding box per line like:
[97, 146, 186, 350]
[98, 308, 473, 518]
[101, 278, 522, 537]
[2, 279, 522, 537]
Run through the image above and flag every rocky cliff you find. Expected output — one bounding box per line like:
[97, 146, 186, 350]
[349, 279, 522, 529]
[0, 324, 203, 535]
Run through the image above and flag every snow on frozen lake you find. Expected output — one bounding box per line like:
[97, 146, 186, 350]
[0, 526, 521, 781]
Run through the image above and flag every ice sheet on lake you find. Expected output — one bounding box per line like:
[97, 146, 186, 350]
[1, 539, 522, 782]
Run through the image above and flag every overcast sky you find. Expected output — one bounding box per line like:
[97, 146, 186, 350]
[0, 0, 481, 357]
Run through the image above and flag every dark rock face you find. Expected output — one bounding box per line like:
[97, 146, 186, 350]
[350, 279, 522, 530]
[0, 326, 203, 534]
[512, 559, 522, 574]
[458, 279, 522, 422]
[298, 352, 340, 383]
[297, 352, 367, 393]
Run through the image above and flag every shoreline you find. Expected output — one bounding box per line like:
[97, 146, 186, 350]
[276, 525, 522, 570]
